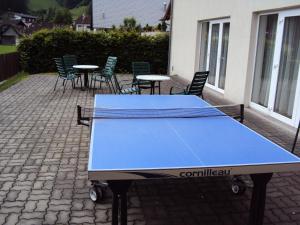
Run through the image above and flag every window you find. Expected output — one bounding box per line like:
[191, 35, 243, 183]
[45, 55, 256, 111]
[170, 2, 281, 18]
[199, 19, 230, 92]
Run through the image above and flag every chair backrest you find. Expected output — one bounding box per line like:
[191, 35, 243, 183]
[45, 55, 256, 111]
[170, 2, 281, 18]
[103, 56, 117, 78]
[132, 62, 151, 78]
[187, 71, 209, 96]
[63, 55, 78, 72]
[54, 57, 67, 77]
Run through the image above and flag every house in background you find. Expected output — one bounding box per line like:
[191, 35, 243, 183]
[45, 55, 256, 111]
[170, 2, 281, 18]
[169, 0, 300, 128]
[75, 14, 91, 31]
[92, 0, 170, 29]
[4, 12, 38, 27]
[0, 23, 22, 45]
[11, 12, 37, 25]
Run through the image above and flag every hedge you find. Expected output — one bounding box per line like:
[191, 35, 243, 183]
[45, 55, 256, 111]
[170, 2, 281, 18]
[18, 29, 169, 74]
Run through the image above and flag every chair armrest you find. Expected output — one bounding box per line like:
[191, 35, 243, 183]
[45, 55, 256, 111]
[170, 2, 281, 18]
[169, 84, 188, 95]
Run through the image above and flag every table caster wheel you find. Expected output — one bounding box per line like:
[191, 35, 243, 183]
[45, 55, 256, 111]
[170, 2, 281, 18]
[90, 187, 103, 203]
[231, 179, 246, 195]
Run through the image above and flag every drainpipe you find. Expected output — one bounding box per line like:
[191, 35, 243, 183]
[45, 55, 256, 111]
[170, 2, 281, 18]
[90, 0, 94, 31]
[167, 0, 174, 75]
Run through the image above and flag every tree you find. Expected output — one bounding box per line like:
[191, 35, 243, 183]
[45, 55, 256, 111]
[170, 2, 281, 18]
[157, 23, 162, 31]
[143, 24, 153, 32]
[53, 9, 73, 25]
[0, 0, 28, 13]
[45, 7, 57, 22]
[120, 17, 141, 32]
[161, 21, 167, 32]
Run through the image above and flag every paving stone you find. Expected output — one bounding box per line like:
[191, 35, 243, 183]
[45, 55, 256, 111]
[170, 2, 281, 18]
[36, 199, 49, 212]
[0, 75, 300, 225]
[56, 211, 70, 224]
[20, 212, 44, 220]
[23, 200, 37, 212]
[44, 211, 58, 225]
[0, 214, 8, 224]
[70, 216, 94, 224]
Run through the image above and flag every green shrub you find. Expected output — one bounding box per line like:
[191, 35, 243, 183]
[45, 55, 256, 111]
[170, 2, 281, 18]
[18, 29, 169, 74]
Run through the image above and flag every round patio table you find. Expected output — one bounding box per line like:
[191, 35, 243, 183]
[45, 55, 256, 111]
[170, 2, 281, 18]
[73, 65, 99, 89]
[136, 75, 170, 95]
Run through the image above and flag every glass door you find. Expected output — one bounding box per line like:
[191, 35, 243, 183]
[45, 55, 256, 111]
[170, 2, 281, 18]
[199, 19, 230, 92]
[273, 15, 300, 119]
[251, 9, 300, 126]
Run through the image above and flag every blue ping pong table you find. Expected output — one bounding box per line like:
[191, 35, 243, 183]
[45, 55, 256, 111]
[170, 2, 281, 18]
[88, 95, 300, 225]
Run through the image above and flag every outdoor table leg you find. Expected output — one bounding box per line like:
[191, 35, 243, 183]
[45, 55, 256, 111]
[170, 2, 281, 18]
[83, 71, 89, 88]
[158, 81, 161, 95]
[151, 81, 155, 95]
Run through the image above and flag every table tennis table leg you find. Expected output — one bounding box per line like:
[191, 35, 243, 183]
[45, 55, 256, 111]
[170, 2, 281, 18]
[248, 173, 273, 225]
[108, 180, 132, 225]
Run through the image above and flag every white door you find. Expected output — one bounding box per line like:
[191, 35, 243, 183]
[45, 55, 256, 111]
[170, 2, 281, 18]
[205, 19, 230, 92]
[251, 9, 300, 127]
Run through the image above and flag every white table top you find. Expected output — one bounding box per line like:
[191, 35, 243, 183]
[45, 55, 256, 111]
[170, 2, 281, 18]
[73, 65, 99, 69]
[136, 75, 170, 81]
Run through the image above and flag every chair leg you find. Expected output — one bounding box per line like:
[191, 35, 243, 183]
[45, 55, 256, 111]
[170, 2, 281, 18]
[53, 77, 59, 91]
[110, 80, 116, 94]
[99, 81, 102, 93]
[79, 76, 83, 90]
[90, 74, 93, 89]
[106, 80, 113, 93]
[63, 80, 68, 93]
[292, 121, 300, 153]
[93, 79, 96, 96]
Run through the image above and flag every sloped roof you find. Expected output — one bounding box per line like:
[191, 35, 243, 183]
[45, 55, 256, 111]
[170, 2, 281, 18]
[93, 0, 170, 28]
[0, 23, 22, 36]
[161, 2, 171, 21]
[13, 12, 38, 19]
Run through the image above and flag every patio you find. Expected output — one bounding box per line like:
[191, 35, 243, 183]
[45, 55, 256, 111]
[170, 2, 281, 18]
[0, 74, 299, 225]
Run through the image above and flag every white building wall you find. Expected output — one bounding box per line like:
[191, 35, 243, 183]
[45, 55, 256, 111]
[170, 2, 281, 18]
[170, 0, 300, 104]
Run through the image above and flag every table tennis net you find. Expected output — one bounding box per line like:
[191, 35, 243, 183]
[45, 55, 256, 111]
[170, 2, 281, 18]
[77, 104, 244, 126]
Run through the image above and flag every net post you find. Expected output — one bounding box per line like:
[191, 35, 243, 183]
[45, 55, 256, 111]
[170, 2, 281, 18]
[240, 104, 244, 124]
[77, 105, 82, 125]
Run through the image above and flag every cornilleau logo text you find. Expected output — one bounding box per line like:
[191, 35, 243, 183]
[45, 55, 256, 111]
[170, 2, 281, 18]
[180, 169, 231, 177]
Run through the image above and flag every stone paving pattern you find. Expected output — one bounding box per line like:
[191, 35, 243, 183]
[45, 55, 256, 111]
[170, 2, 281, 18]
[0, 74, 299, 225]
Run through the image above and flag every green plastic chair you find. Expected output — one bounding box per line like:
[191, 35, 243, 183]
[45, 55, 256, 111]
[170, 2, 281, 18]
[113, 73, 140, 94]
[63, 55, 78, 72]
[53, 57, 81, 93]
[91, 56, 117, 94]
[170, 71, 209, 98]
[63, 54, 82, 85]
[132, 62, 153, 91]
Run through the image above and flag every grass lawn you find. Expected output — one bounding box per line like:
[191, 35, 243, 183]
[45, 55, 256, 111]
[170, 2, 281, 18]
[0, 45, 17, 55]
[0, 72, 28, 92]
[28, 0, 61, 11]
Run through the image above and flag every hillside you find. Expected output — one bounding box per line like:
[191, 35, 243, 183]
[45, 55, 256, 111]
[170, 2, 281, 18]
[28, 0, 62, 11]
[27, 0, 89, 19]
